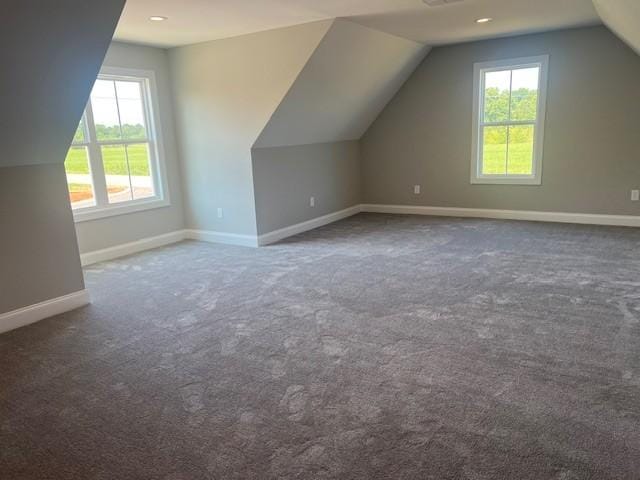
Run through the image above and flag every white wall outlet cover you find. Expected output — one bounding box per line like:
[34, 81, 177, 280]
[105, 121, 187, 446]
[310, 196, 315, 207]
[414, 185, 421, 194]
[217, 207, 224, 218]
[631, 190, 639, 201]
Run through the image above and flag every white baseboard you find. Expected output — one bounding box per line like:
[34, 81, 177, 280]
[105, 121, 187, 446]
[258, 205, 363, 246]
[360, 204, 640, 227]
[185, 229, 259, 247]
[78, 204, 639, 268]
[185, 205, 362, 247]
[80, 230, 187, 266]
[0, 290, 90, 335]
[80, 228, 259, 265]
[78, 206, 361, 261]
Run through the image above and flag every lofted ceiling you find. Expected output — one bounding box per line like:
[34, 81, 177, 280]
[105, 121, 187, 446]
[114, 0, 600, 48]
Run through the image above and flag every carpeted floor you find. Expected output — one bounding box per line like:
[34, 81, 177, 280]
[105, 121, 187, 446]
[2, 213, 640, 479]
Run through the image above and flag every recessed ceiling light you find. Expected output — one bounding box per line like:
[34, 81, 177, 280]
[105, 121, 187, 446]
[476, 17, 493, 24]
[149, 16, 167, 22]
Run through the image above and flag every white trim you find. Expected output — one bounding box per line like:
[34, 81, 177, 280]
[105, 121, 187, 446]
[81, 230, 187, 266]
[360, 204, 640, 227]
[78, 206, 363, 262]
[257, 205, 362, 246]
[76, 204, 640, 267]
[184, 229, 259, 248]
[73, 197, 171, 223]
[0, 290, 90, 335]
[79, 228, 259, 265]
[471, 55, 549, 185]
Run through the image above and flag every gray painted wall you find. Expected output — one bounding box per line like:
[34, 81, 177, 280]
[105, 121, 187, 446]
[254, 19, 428, 148]
[168, 21, 332, 236]
[0, 0, 123, 315]
[74, 42, 186, 254]
[0, 165, 84, 313]
[362, 26, 640, 216]
[249, 19, 427, 236]
[0, 0, 125, 168]
[252, 141, 361, 234]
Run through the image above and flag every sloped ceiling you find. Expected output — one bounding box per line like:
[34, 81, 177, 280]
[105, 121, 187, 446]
[254, 19, 429, 148]
[0, 0, 126, 168]
[115, 0, 599, 48]
[592, 0, 640, 55]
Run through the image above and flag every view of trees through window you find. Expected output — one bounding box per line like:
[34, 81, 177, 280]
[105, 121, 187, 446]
[481, 66, 539, 176]
[64, 77, 155, 209]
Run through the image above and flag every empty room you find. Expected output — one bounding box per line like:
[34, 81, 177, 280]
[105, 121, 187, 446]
[2, 0, 640, 478]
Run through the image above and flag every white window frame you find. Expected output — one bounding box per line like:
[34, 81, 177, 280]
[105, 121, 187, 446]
[470, 55, 549, 185]
[70, 66, 170, 222]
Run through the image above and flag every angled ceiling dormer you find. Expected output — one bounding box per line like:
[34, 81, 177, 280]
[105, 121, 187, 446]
[0, 0, 125, 168]
[253, 19, 429, 148]
[593, 0, 640, 55]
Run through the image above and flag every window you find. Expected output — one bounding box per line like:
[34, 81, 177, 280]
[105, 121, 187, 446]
[64, 67, 169, 221]
[471, 56, 549, 185]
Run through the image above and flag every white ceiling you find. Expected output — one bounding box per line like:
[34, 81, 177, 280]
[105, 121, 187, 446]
[114, 0, 601, 48]
[592, 0, 640, 54]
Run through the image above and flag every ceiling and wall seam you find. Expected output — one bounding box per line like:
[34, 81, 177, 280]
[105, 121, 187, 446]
[592, 0, 640, 55]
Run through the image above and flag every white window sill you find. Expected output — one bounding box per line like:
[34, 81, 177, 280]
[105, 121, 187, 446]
[72, 197, 170, 223]
[471, 176, 541, 186]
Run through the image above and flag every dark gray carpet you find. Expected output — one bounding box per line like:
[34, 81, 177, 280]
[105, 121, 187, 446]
[2, 213, 640, 479]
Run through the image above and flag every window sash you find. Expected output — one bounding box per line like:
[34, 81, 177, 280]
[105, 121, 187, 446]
[470, 55, 548, 185]
[67, 70, 165, 215]
[478, 124, 537, 177]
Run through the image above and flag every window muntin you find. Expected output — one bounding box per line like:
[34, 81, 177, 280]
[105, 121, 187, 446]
[471, 56, 548, 185]
[64, 68, 166, 218]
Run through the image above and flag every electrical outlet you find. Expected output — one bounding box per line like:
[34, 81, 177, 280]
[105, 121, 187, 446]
[632, 190, 640, 202]
[310, 196, 315, 207]
[217, 207, 224, 218]
[414, 185, 421, 195]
